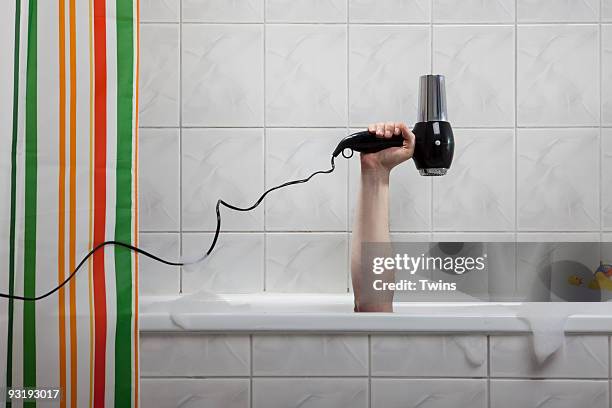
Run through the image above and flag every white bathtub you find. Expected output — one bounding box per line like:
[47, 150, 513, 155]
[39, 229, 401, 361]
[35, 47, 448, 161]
[139, 293, 612, 334]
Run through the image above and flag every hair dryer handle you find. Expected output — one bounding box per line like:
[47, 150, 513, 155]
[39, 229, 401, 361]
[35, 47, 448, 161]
[333, 130, 404, 157]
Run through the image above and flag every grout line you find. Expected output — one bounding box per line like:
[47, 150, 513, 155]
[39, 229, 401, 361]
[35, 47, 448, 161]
[263, 0, 268, 293]
[138, 374, 612, 380]
[600, 0, 604, 245]
[346, 0, 351, 293]
[140, 125, 610, 130]
[178, 0, 183, 294]
[514, 0, 518, 245]
[140, 229, 610, 234]
[250, 334, 254, 408]
[140, 21, 609, 26]
[487, 335, 491, 408]
[368, 334, 372, 408]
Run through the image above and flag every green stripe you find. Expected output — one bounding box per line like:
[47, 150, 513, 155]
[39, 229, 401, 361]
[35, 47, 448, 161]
[114, 0, 134, 405]
[6, 1, 21, 406]
[23, 1, 37, 406]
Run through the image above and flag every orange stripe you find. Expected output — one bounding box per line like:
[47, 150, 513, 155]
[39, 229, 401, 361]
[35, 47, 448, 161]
[58, 0, 67, 406]
[68, 0, 78, 405]
[88, 0, 95, 405]
[133, 1, 140, 405]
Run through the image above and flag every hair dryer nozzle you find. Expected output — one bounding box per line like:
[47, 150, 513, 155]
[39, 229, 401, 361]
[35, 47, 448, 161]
[418, 75, 448, 122]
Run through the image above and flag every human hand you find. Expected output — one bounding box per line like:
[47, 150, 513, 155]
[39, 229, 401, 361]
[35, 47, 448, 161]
[360, 122, 415, 172]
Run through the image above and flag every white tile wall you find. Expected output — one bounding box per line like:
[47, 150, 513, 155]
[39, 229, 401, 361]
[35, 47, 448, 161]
[138, 233, 180, 296]
[141, 378, 250, 408]
[604, 129, 612, 229]
[371, 378, 487, 408]
[182, 233, 265, 293]
[252, 334, 368, 375]
[182, 24, 264, 126]
[349, 0, 430, 23]
[490, 379, 609, 408]
[603, 25, 612, 125]
[371, 335, 487, 377]
[490, 335, 609, 378]
[349, 25, 429, 127]
[141, 334, 612, 407]
[266, 0, 347, 23]
[517, 0, 600, 22]
[265, 233, 348, 292]
[252, 378, 368, 408]
[182, 0, 264, 23]
[139, 24, 180, 127]
[139, 0, 609, 296]
[141, 333, 250, 376]
[434, 25, 515, 127]
[266, 128, 348, 231]
[266, 24, 347, 126]
[139, 128, 180, 231]
[433, 0, 514, 23]
[433, 129, 514, 231]
[517, 24, 599, 127]
[517, 128, 599, 231]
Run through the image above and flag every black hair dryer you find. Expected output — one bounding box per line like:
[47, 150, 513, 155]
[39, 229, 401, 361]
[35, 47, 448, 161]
[333, 74, 454, 176]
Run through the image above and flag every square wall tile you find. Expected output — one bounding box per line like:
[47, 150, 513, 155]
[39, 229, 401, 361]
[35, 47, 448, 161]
[141, 379, 250, 408]
[349, 149, 432, 232]
[139, 24, 179, 127]
[182, 24, 263, 126]
[139, 128, 180, 231]
[602, 25, 612, 125]
[140, 333, 250, 376]
[371, 335, 487, 377]
[266, 25, 347, 126]
[434, 26, 514, 127]
[605, 0, 612, 20]
[349, 0, 430, 23]
[349, 25, 430, 127]
[182, 0, 263, 22]
[138, 233, 180, 295]
[433, 129, 514, 231]
[266, 0, 347, 22]
[266, 233, 348, 292]
[490, 380, 609, 408]
[603, 129, 612, 228]
[517, 0, 599, 22]
[490, 335, 609, 378]
[265, 129, 348, 231]
[517, 128, 599, 231]
[140, 0, 179, 22]
[253, 378, 368, 408]
[182, 129, 264, 231]
[252, 334, 368, 376]
[372, 379, 487, 408]
[182, 233, 264, 293]
[433, 0, 515, 23]
[517, 25, 599, 127]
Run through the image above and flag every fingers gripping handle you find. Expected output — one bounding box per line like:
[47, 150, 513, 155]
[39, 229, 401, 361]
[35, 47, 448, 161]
[332, 130, 404, 158]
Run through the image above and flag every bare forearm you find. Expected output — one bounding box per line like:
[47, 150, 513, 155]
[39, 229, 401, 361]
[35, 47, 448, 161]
[351, 166, 394, 312]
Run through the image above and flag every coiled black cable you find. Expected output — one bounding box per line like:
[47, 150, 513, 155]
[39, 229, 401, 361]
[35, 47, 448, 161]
[0, 156, 336, 301]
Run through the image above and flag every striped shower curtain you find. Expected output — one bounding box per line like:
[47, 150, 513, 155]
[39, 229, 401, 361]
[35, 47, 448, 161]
[1, 0, 139, 407]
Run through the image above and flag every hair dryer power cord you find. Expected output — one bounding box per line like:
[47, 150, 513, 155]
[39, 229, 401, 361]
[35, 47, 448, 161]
[0, 156, 336, 301]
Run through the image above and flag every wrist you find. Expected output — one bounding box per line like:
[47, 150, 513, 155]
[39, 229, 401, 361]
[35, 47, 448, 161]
[360, 162, 390, 184]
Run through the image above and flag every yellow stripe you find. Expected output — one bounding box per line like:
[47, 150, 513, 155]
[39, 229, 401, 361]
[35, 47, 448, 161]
[58, 0, 67, 406]
[68, 0, 78, 405]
